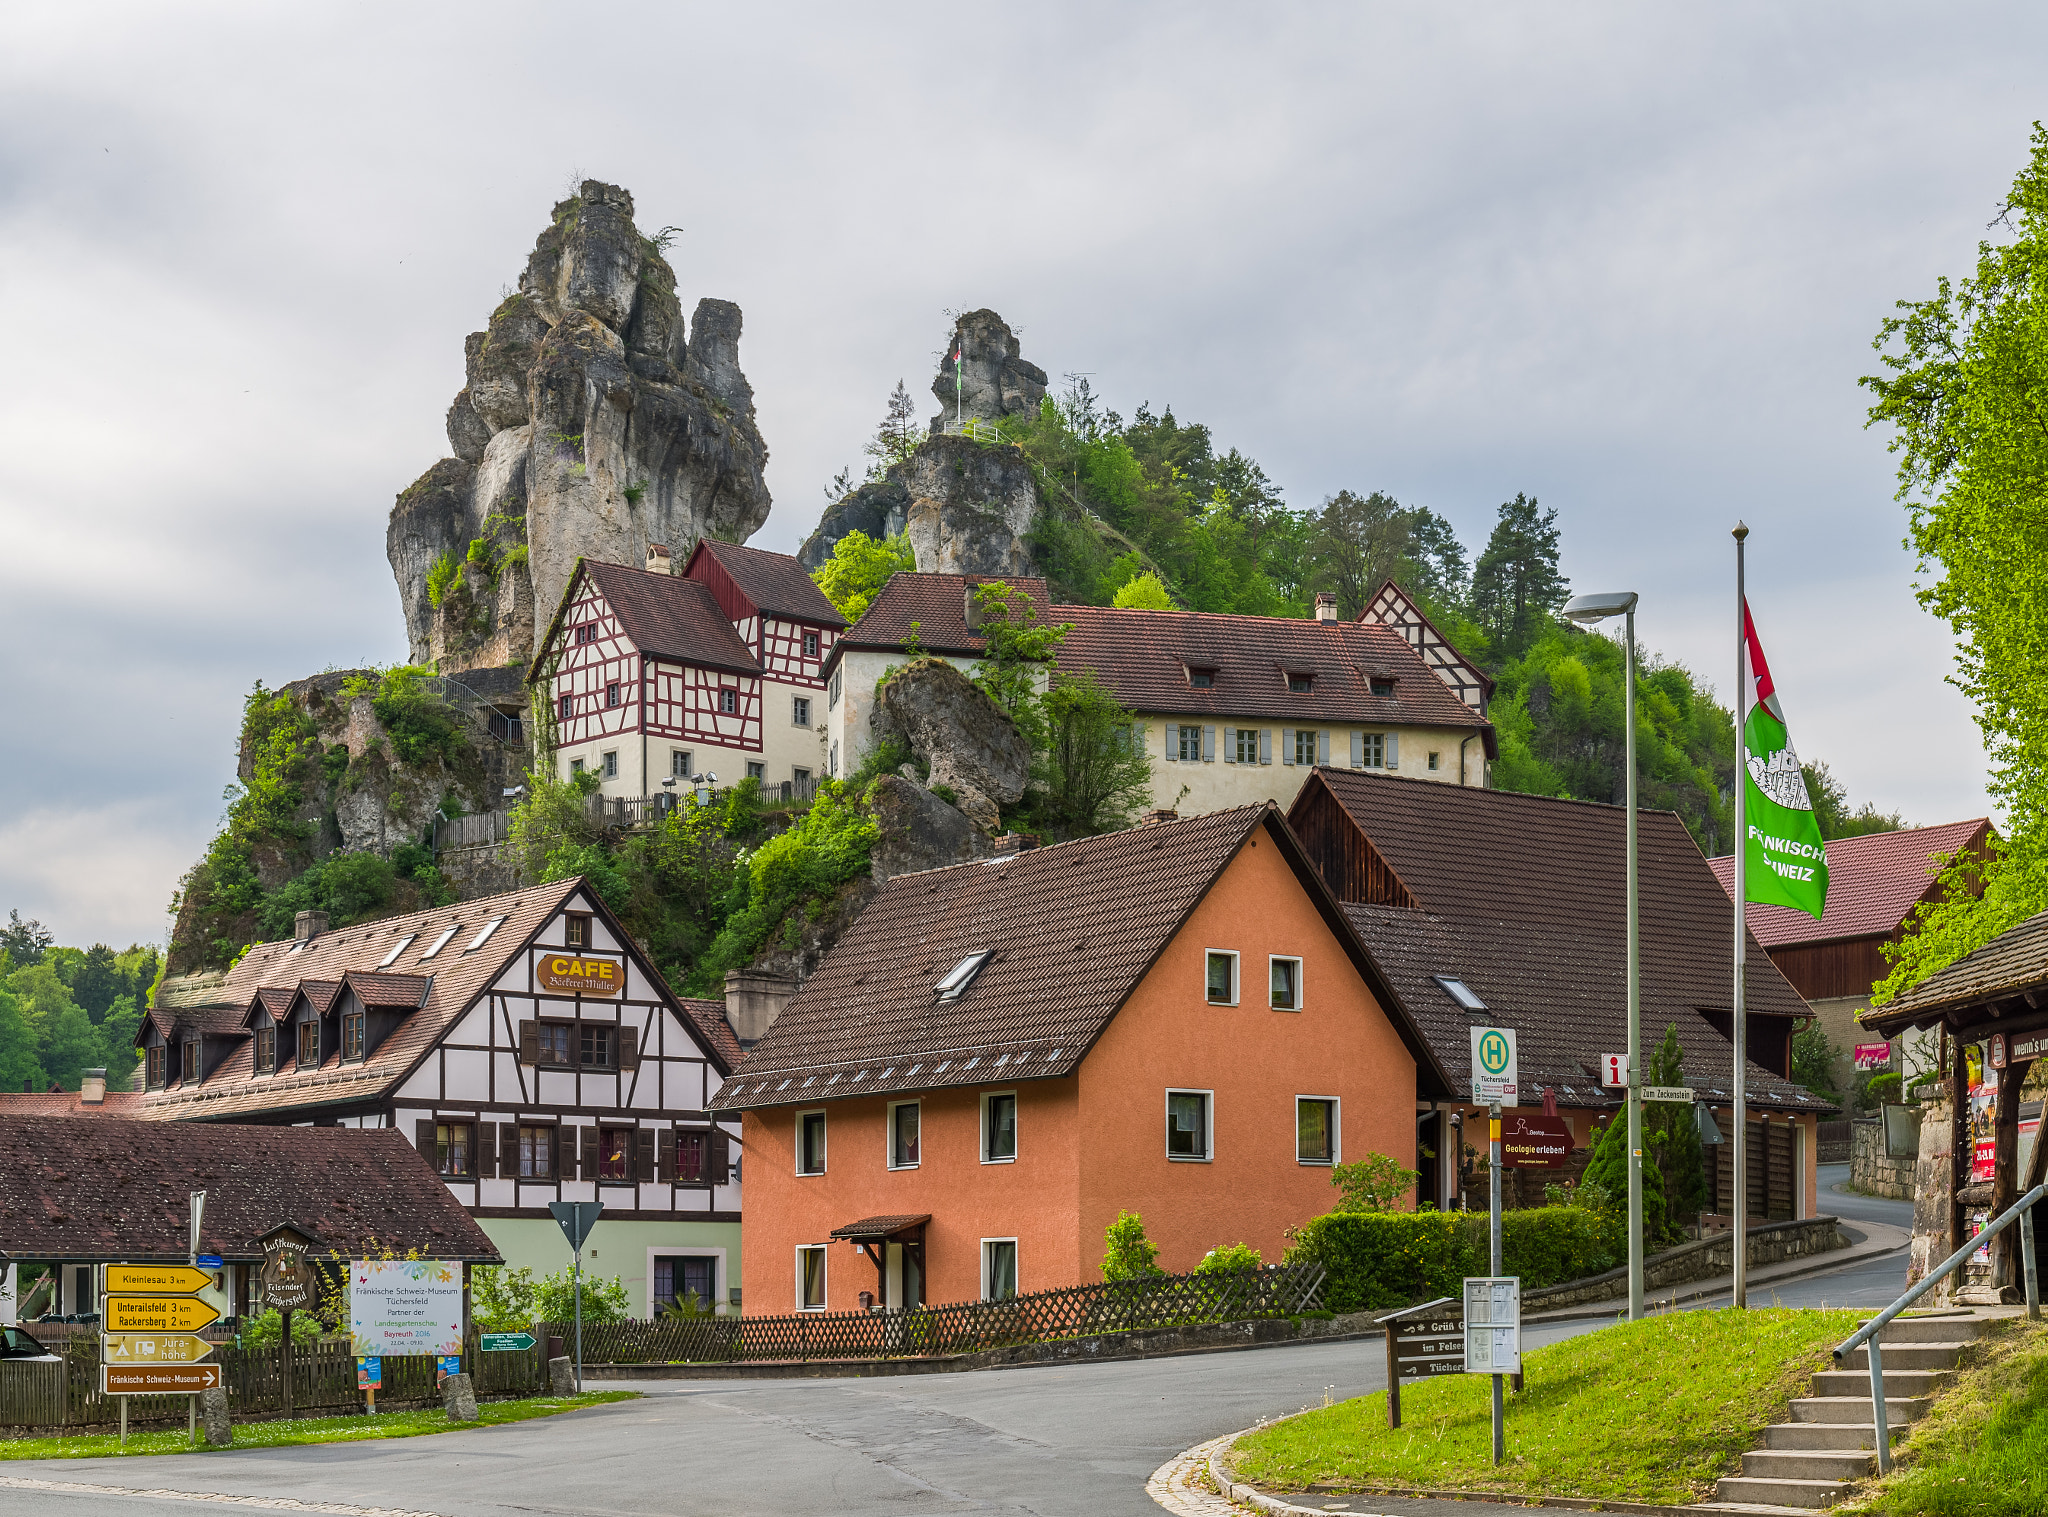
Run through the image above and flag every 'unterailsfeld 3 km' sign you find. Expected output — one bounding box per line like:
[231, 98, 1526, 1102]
[537, 954, 621, 997]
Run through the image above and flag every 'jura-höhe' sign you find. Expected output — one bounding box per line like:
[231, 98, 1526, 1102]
[537, 954, 622, 997]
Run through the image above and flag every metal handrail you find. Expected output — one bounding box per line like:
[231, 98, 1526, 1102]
[1830, 1179, 2044, 1474]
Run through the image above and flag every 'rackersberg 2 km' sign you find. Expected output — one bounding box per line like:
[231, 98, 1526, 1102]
[537, 954, 622, 997]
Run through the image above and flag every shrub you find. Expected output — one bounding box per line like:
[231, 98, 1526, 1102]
[534, 1265, 630, 1324]
[1102, 1209, 1163, 1281]
[1196, 1242, 1262, 1273]
[1284, 1205, 1628, 1312]
[472, 1264, 539, 1332]
[426, 549, 463, 607]
[1329, 1151, 1420, 1212]
[239, 1307, 323, 1346]
[1583, 1112, 1676, 1247]
[1867, 1072, 1903, 1104]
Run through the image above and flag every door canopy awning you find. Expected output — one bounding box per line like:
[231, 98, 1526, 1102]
[828, 1214, 930, 1242]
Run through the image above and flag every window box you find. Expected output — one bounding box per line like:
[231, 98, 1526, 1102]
[888, 1102, 920, 1169]
[982, 1092, 1017, 1163]
[1270, 956, 1302, 1011]
[1167, 1090, 1212, 1161]
[1205, 950, 1238, 1006]
[1297, 1097, 1338, 1165]
[797, 1111, 827, 1175]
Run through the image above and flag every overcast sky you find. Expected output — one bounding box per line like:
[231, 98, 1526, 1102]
[1, 3, 2036, 949]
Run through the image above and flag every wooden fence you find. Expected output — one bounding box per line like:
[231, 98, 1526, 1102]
[544, 1263, 1326, 1365]
[0, 1328, 548, 1431]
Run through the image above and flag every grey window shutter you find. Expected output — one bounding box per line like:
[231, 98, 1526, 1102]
[1281, 729, 1294, 766]
[1387, 732, 1400, 768]
[518, 1021, 537, 1065]
[416, 1118, 437, 1165]
[1317, 730, 1330, 765]
[1350, 731, 1363, 768]
[658, 1127, 676, 1183]
[1259, 728, 1271, 765]
[618, 1024, 640, 1071]
[579, 1125, 599, 1181]
[1163, 722, 1174, 760]
[1203, 725, 1215, 762]
[1222, 727, 1236, 763]
[709, 1128, 732, 1185]
[636, 1129, 656, 1182]
[475, 1122, 497, 1178]
[500, 1123, 520, 1177]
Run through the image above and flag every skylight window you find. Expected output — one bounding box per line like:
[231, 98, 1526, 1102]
[419, 924, 462, 961]
[935, 951, 994, 1003]
[464, 916, 508, 953]
[1434, 976, 1487, 1011]
[377, 935, 417, 969]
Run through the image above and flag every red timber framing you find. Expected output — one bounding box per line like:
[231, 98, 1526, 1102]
[555, 582, 641, 748]
[647, 660, 762, 750]
[685, 542, 839, 690]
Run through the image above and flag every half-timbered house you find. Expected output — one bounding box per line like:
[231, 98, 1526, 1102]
[530, 541, 847, 800]
[133, 879, 745, 1318]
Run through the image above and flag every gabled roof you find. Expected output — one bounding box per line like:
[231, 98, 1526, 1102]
[144, 1003, 250, 1043]
[1360, 578, 1495, 710]
[1050, 603, 1494, 736]
[1706, 819, 1992, 948]
[686, 539, 848, 628]
[821, 573, 1053, 669]
[677, 997, 742, 1075]
[527, 560, 763, 682]
[1864, 910, 2048, 1033]
[1292, 768, 1828, 1112]
[709, 804, 1450, 1111]
[0, 1116, 501, 1263]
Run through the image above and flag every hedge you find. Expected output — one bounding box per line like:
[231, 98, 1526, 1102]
[1283, 1206, 1625, 1313]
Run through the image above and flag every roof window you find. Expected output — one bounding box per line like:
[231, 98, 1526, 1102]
[935, 951, 994, 1003]
[1287, 672, 1313, 693]
[1434, 976, 1487, 1011]
[376, 935, 417, 969]
[1188, 667, 1216, 689]
[464, 916, 508, 953]
[418, 924, 462, 961]
[1370, 677, 1395, 697]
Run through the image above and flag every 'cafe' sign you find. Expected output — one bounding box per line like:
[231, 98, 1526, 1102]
[537, 953, 622, 998]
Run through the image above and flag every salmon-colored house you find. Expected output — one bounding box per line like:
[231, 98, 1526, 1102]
[708, 804, 1450, 1313]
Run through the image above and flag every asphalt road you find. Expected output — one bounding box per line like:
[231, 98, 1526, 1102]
[0, 1171, 1911, 1517]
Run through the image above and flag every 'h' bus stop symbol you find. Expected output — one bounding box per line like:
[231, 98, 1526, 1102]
[1470, 1025, 1518, 1105]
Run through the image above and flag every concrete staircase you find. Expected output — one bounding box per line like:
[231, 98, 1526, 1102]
[1695, 1312, 1987, 1513]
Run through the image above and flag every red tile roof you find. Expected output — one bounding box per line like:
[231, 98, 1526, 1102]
[0, 1116, 501, 1262]
[1705, 819, 1992, 948]
[1051, 603, 1492, 732]
[0, 1091, 147, 1116]
[710, 804, 1449, 1111]
[677, 997, 742, 1073]
[1295, 769, 1829, 1112]
[823, 573, 1053, 663]
[690, 540, 848, 627]
[579, 561, 763, 675]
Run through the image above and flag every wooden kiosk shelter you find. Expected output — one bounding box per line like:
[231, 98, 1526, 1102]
[1862, 911, 2048, 1301]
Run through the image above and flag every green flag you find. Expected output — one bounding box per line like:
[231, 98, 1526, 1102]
[1741, 602, 1829, 918]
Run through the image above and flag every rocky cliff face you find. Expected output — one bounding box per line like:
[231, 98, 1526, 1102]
[388, 182, 772, 670]
[801, 310, 1046, 576]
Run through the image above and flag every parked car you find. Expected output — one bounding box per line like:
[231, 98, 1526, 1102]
[0, 1327, 59, 1362]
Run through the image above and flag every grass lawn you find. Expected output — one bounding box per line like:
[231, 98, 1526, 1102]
[1228, 1308, 1862, 1506]
[0, 1391, 637, 1461]
[1840, 1319, 2047, 1517]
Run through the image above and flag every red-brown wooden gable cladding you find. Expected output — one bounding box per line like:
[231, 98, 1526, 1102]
[686, 539, 847, 629]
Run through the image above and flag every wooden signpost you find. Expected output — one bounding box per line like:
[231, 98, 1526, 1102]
[105, 1195, 217, 1449]
[260, 1224, 322, 1424]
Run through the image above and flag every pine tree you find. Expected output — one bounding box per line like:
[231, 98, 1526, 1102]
[1582, 1109, 1671, 1248]
[1644, 1024, 1707, 1221]
[863, 380, 923, 479]
[1470, 493, 1568, 658]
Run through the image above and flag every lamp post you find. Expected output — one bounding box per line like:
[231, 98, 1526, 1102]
[1563, 589, 1642, 1322]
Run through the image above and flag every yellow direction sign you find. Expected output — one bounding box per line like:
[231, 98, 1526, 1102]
[101, 1333, 216, 1364]
[104, 1295, 221, 1333]
[104, 1264, 213, 1295]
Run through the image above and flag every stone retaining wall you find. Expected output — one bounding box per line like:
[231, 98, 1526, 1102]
[437, 841, 523, 899]
[1851, 1116, 1916, 1200]
[1522, 1215, 1846, 1311]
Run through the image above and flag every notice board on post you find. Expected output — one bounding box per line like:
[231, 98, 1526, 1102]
[350, 1260, 464, 1357]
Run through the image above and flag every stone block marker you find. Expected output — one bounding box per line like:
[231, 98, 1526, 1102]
[548, 1356, 575, 1396]
[200, 1386, 232, 1446]
[441, 1372, 479, 1422]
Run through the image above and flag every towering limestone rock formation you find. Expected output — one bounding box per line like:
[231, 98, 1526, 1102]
[388, 181, 771, 671]
[800, 310, 1045, 576]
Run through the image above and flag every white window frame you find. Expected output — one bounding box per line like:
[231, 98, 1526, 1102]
[792, 696, 811, 726]
[1269, 955, 1303, 1011]
[887, 1100, 921, 1170]
[828, 667, 842, 707]
[672, 749, 693, 779]
[1204, 949, 1239, 1006]
[645, 1245, 728, 1318]
[1166, 1088, 1214, 1163]
[981, 1237, 1020, 1302]
[796, 1244, 828, 1312]
[1296, 1095, 1340, 1166]
[796, 1109, 827, 1176]
[1292, 729, 1318, 767]
[602, 750, 619, 780]
[981, 1090, 1018, 1165]
[1428, 750, 1440, 771]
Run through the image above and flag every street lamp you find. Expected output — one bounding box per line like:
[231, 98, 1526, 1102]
[1563, 589, 1642, 1323]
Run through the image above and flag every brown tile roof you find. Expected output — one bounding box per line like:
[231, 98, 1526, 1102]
[677, 998, 741, 1074]
[1051, 603, 1493, 732]
[691, 540, 848, 627]
[528, 560, 762, 682]
[145, 1004, 251, 1042]
[0, 1116, 501, 1263]
[346, 972, 432, 1008]
[0, 1091, 147, 1116]
[830, 1214, 931, 1240]
[1295, 769, 1829, 1113]
[1865, 910, 2048, 1031]
[710, 805, 1449, 1111]
[1705, 819, 1992, 948]
[131, 880, 581, 1122]
[823, 573, 1053, 665]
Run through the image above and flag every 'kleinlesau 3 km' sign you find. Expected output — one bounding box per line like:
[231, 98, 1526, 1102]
[105, 1265, 213, 1295]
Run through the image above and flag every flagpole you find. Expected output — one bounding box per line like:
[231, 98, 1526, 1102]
[1732, 520, 1750, 1309]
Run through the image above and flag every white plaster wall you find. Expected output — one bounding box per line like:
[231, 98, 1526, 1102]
[1147, 719, 1488, 814]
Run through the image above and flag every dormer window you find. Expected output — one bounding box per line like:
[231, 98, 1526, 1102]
[297, 1021, 321, 1069]
[1370, 677, 1395, 697]
[255, 1024, 276, 1074]
[184, 1037, 203, 1083]
[936, 951, 994, 1004]
[1287, 672, 1313, 693]
[146, 1044, 165, 1089]
[342, 1009, 366, 1061]
[1188, 667, 1216, 689]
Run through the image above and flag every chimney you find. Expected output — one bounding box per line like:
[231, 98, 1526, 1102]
[963, 582, 985, 630]
[1138, 808, 1179, 827]
[295, 910, 329, 943]
[80, 1068, 106, 1105]
[991, 832, 1038, 856]
[1313, 591, 1339, 624]
[646, 543, 674, 575]
[724, 969, 797, 1051]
